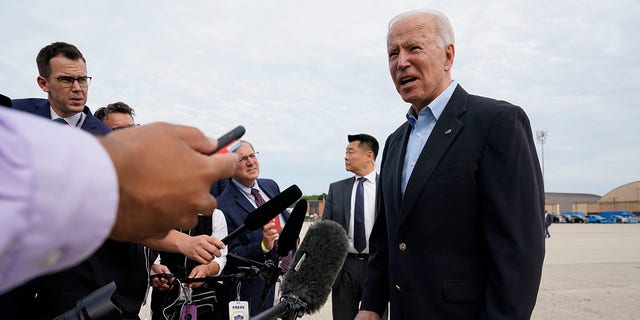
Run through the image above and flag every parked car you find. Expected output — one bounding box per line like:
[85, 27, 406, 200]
[571, 214, 589, 223]
[627, 216, 640, 224]
[588, 215, 605, 223]
[560, 213, 575, 223]
[551, 214, 567, 223]
[612, 215, 629, 223]
[601, 216, 617, 224]
[562, 212, 589, 223]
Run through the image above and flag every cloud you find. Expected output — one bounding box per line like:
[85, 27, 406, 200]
[1, 0, 638, 195]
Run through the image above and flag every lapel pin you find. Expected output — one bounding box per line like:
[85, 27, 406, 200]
[444, 129, 453, 135]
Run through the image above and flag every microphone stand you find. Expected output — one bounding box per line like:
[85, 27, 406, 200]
[252, 294, 308, 320]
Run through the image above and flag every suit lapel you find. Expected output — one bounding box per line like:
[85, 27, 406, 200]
[383, 123, 411, 231]
[398, 86, 468, 228]
[341, 177, 355, 229]
[34, 99, 52, 118]
[231, 183, 256, 218]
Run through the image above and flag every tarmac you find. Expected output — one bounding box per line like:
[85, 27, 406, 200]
[141, 223, 640, 319]
[299, 222, 640, 320]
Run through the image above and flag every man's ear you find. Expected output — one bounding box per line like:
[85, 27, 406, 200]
[37, 76, 49, 93]
[444, 44, 455, 71]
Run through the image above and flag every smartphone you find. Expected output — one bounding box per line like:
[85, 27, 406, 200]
[150, 273, 174, 280]
[208, 125, 246, 155]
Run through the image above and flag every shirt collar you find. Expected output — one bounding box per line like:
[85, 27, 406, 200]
[231, 178, 259, 195]
[355, 170, 377, 182]
[50, 106, 84, 127]
[406, 80, 457, 128]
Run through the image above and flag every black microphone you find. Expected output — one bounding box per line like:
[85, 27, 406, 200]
[53, 282, 121, 320]
[253, 220, 348, 320]
[277, 199, 308, 257]
[258, 199, 308, 308]
[221, 184, 302, 244]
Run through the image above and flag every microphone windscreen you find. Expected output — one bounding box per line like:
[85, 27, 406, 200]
[277, 199, 307, 257]
[244, 184, 302, 230]
[280, 220, 348, 313]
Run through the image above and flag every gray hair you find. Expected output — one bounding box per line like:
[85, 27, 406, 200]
[388, 9, 455, 48]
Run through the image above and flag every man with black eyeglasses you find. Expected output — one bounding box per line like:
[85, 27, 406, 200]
[11, 42, 110, 135]
[94, 101, 140, 130]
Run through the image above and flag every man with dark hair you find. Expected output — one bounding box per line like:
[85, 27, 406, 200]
[94, 101, 138, 130]
[12, 42, 109, 134]
[322, 133, 387, 320]
[1, 42, 226, 319]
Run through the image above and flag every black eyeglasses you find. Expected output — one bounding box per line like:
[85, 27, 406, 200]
[112, 124, 140, 131]
[238, 152, 259, 164]
[55, 76, 92, 88]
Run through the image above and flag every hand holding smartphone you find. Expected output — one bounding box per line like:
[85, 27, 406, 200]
[208, 125, 245, 155]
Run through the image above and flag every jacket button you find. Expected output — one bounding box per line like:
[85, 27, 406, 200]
[395, 284, 402, 292]
[399, 243, 407, 251]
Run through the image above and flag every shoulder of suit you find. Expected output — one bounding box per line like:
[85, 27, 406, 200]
[330, 176, 354, 186]
[465, 93, 523, 115]
[257, 178, 278, 190]
[83, 112, 112, 135]
[11, 98, 48, 112]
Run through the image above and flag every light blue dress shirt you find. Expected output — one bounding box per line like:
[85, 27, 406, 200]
[401, 81, 458, 194]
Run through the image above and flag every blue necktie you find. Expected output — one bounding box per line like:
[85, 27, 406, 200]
[354, 177, 367, 253]
[53, 118, 69, 125]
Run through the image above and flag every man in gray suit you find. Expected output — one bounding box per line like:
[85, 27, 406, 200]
[322, 134, 386, 320]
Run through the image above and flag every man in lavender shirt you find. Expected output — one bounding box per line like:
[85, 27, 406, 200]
[0, 104, 239, 294]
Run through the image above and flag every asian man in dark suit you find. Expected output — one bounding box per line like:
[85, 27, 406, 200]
[356, 10, 545, 320]
[216, 140, 290, 317]
[322, 134, 387, 320]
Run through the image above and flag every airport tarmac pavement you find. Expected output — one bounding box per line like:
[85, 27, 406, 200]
[299, 223, 640, 320]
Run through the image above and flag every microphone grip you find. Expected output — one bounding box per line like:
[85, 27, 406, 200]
[221, 224, 247, 244]
[258, 260, 280, 308]
[252, 301, 288, 320]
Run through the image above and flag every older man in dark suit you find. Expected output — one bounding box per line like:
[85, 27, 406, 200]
[216, 140, 290, 317]
[356, 10, 545, 320]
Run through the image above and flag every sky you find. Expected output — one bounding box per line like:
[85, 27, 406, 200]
[2, 0, 639, 197]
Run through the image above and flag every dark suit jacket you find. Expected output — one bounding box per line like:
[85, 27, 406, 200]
[12, 98, 111, 135]
[217, 178, 290, 316]
[322, 175, 379, 237]
[361, 85, 545, 319]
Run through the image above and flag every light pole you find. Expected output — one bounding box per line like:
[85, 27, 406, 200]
[536, 131, 548, 178]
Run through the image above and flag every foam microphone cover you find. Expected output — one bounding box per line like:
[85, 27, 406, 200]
[280, 220, 348, 313]
[277, 199, 307, 257]
[244, 184, 302, 230]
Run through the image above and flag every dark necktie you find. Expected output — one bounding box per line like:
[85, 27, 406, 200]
[354, 177, 367, 253]
[251, 188, 266, 207]
[53, 118, 69, 125]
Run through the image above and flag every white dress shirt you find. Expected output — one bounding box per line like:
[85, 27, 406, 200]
[348, 170, 377, 254]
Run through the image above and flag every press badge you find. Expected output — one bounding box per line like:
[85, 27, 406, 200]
[228, 300, 249, 320]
